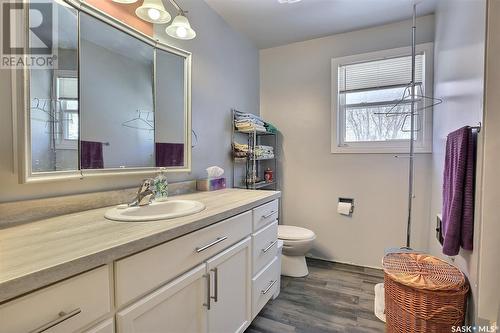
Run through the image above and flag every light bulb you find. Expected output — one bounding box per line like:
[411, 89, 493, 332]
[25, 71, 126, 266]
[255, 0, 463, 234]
[147, 8, 161, 21]
[176, 26, 187, 38]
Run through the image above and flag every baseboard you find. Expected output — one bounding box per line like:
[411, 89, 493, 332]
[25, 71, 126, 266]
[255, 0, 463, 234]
[306, 255, 383, 271]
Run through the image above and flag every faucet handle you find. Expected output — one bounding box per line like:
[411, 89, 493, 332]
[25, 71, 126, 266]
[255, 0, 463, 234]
[138, 178, 153, 193]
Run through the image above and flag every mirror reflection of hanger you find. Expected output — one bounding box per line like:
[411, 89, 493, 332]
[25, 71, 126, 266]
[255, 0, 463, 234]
[122, 109, 154, 130]
[31, 97, 61, 121]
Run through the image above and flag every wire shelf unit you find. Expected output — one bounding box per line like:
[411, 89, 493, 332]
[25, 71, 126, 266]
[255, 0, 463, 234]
[231, 109, 278, 191]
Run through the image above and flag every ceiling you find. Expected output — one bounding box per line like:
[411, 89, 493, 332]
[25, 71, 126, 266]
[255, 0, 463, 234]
[204, 0, 437, 49]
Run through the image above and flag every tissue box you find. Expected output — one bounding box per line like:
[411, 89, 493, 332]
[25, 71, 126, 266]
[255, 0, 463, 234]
[196, 177, 226, 191]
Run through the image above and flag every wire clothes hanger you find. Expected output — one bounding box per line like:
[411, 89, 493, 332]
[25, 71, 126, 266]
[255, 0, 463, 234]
[31, 97, 62, 121]
[375, 83, 443, 135]
[122, 110, 154, 130]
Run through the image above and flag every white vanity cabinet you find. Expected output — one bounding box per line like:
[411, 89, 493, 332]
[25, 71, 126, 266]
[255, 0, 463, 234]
[116, 264, 209, 333]
[206, 238, 252, 333]
[250, 200, 280, 318]
[0, 198, 280, 333]
[116, 238, 252, 333]
[0, 266, 111, 333]
[84, 319, 115, 333]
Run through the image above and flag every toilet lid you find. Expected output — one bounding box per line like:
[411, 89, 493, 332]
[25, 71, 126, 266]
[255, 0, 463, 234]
[278, 225, 315, 240]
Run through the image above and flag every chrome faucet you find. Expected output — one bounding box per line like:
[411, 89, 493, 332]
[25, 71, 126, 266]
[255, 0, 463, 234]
[130, 179, 155, 207]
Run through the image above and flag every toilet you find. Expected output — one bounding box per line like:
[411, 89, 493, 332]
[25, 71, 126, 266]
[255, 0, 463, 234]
[278, 225, 316, 277]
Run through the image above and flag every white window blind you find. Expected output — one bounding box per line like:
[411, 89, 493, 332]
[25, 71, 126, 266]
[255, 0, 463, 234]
[338, 54, 423, 92]
[57, 77, 78, 99]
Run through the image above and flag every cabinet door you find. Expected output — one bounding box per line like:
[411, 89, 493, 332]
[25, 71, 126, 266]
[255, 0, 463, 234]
[84, 319, 115, 333]
[117, 264, 208, 333]
[206, 237, 252, 333]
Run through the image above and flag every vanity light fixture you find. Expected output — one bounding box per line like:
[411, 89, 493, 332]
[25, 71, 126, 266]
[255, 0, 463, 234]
[136, 0, 172, 24]
[113, 0, 197, 40]
[165, 11, 196, 40]
[277, 0, 302, 3]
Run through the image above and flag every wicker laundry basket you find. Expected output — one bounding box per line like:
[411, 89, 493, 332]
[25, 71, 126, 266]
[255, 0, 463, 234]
[383, 253, 469, 333]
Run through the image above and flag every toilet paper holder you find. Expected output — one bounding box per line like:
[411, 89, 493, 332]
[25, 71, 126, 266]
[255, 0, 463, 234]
[339, 198, 355, 215]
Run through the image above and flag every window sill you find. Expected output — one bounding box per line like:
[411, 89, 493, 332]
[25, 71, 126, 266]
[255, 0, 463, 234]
[55, 141, 78, 150]
[331, 146, 432, 154]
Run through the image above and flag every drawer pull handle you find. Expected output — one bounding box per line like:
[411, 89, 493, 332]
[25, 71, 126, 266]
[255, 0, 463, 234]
[261, 280, 277, 295]
[262, 211, 276, 219]
[261, 240, 278, 253]
[203, 273, 211, 310]
[29, 308, 81, 333]
[211, 268, 219, 302]
[196, 236, 227, 253]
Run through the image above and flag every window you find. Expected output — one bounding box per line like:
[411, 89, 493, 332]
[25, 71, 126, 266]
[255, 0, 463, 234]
[54, 72, 79, 149]
[331, 44, 433, 153]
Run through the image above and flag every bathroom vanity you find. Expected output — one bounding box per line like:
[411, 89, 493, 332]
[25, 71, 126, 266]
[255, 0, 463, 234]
[0, 189, 280, 333]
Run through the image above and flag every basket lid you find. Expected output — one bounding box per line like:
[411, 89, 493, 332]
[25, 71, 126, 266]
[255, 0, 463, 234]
[382, 253, 465, 291]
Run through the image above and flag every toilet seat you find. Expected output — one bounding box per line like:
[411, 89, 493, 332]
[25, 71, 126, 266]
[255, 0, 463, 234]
[278, 225, 315, 241]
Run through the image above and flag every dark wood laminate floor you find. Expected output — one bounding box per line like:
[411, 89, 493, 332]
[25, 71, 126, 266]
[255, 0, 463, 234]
[246, 258, 386, 333]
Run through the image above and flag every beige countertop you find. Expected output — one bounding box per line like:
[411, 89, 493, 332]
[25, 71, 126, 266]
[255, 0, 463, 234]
[0, 189, 280, 303]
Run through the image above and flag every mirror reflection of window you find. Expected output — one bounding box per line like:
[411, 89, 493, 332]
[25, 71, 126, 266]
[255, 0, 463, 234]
[29, 1, 79, 173]
[55, 74, 79, 148]
[79, 13, 155, 170]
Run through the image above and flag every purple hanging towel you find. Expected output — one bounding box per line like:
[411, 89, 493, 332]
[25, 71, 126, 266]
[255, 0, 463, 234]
[442, 126, 476, 256]
[81, 141, 104, 169]
[155, 143, 184, 167]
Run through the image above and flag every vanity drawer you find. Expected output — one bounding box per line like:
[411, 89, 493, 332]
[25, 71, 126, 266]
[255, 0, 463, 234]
[252, 220, 278, 275]
[0, 266, 111, 333]
[252, 257, 280, 318]
[115, 211, 252, 307]
[252, 200, 279, 231]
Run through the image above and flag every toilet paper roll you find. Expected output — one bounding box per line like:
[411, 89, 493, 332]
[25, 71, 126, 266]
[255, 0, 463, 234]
[338, 202, 352, 216]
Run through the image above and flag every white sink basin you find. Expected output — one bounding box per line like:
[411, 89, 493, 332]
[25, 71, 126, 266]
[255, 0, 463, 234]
[105, 200, 206, 222]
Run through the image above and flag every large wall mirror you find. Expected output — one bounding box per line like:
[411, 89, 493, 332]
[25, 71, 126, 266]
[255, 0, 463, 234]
[24, 0, 191, 182]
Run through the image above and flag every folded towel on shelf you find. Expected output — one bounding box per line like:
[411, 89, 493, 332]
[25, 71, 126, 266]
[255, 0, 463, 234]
[234, 111, 263, 122]
[234, 111, 267, 132]
[232, 143, 274, 160]
[442, 126, 476, 256]
[235, 122, 266, 132]
[264, 122, 278, 134]
[235, 118, 265, 126]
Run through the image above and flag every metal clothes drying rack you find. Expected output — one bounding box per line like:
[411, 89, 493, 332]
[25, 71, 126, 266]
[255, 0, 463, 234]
[379, 4, 443, 248]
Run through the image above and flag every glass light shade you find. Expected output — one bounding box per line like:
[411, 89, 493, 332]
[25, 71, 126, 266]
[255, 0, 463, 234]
[165, 14, 196, 40]
[112, 0, 139, 3]
[135, 0, 171, 24]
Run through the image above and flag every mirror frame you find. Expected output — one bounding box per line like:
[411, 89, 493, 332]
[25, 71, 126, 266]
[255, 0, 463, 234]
[13, 0, 192, 183]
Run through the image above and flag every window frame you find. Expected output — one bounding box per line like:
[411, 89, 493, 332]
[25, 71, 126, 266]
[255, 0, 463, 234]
[53, 70, 79, 150]
[331, 43, 434, 154]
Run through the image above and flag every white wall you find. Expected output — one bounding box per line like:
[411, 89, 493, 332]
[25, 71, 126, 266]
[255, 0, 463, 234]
[478, 0, 500, 324]
[260, 16, 435, 268]
[428, 0, 486, 323]
[0, 0, 259, 202]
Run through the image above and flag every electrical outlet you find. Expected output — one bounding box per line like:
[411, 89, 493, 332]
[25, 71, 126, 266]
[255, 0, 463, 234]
[436, 214, 444, 245]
